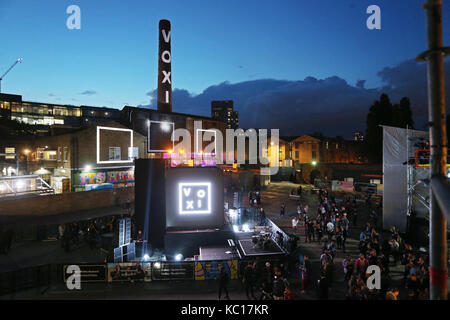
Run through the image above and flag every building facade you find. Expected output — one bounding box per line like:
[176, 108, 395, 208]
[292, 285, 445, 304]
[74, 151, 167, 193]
[0, 93, 121, 136]
[211, 100, 239, 129]
[287, 134, 367, 165]
[121, 106, 228, 157]
[19, 122, 147, 192]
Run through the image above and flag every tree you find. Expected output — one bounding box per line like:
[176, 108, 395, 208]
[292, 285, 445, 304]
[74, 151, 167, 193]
[396, 97, 414, 129]
[365, 94, 414, 163]
[365, 94, 393, 163]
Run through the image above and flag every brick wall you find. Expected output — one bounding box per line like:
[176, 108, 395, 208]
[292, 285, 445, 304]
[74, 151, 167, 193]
[0, 187, 134, 218]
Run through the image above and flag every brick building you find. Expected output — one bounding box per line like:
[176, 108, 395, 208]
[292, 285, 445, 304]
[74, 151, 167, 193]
[22, 121, 147, 192]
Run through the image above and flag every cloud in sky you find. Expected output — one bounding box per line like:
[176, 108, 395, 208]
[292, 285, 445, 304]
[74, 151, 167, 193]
[80, 90, 98, 96]
[139, 60, 450, 138]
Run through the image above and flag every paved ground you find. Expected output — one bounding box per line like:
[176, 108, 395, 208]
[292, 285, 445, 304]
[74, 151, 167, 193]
[1, 182, 407, 300]
[256, 182, 404, 299]
[3, 280, 251, 300]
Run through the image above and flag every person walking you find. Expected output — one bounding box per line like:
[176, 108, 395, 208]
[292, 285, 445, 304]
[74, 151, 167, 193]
[280, 203, 286, 217]
[301, 255, 312, 293]
[218, 267, 230, 300]
[243, 263, 256, 300]
[317, 271, 330, 300]
[272, 275, 286, 300]
[291, 217, 298, 234]
[342, 255, 354, 282]
[259, 207, 266, 225]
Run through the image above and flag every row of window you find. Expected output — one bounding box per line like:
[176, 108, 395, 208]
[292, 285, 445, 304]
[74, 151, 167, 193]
[1, 101, 115, 118]
[8, 102, 82, 117]
[11, 115, 64, 126]
[294, 150, 317, 160]
[35, 147, 68, 162]
[293, 142, 339, 150]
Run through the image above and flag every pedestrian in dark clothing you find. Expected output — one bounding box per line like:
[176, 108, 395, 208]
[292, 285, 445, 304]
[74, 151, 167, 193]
[218, 267, 230, 300]
[259, 208, 266, 225]
[280, 203, 286, 217]
[352, 207, 358, 226]
[318, 272, 330, 300]
[301, 255, 312, 292]
[243, 263, 256, 299]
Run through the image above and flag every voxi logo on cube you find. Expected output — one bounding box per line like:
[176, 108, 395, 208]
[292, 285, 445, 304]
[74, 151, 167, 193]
[178, 182, 211, 214]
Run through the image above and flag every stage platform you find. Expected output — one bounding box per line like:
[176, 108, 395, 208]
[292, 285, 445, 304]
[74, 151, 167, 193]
[197, 245, 240, 261]
[237, 238, 285, 257]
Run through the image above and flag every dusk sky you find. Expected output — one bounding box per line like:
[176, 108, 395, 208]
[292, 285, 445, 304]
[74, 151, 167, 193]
[1, 0, 449, 137]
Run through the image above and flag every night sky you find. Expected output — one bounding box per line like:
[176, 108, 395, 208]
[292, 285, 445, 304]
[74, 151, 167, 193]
[1, 0, 449, 137]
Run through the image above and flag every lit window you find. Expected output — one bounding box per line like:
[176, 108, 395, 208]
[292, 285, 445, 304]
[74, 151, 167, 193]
[63, 147, 68, 162]
[109, 147, 121, 161]
[5, 147, 15, 159]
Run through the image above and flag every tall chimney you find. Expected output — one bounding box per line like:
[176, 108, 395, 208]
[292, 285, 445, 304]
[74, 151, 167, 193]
[157, 19, 172, 113]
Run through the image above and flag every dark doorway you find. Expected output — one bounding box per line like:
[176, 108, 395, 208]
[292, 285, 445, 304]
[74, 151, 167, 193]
[309, 169, 321, 184]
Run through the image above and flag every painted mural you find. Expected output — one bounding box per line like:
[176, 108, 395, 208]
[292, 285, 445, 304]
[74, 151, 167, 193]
[194, 260, 238, 280]
[79, 170, 135, 185]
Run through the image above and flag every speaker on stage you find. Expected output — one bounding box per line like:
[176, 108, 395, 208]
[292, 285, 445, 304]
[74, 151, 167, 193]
[135, 159, 166, 253]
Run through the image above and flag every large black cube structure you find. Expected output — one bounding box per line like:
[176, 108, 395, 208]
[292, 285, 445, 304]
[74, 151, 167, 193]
[165, 167, 224, 230]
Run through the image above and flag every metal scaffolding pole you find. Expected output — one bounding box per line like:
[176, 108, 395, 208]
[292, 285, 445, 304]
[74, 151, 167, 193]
[417, 0, 449, 300]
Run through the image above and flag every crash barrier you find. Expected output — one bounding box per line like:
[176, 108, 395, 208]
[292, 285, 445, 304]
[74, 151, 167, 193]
[265, 218, 291, 254]
[0, 217, 289, 295]
[0, 264, 61, 296]
[315, 178, 382, 196]
[314, 179, 332, 189]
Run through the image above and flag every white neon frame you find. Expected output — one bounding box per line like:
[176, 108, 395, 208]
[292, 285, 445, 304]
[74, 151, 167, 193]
[147, 120, 175, 153]
[96, 126, 134, 164]
[195, 129, 217, 155]
[178, 182, 212, 214]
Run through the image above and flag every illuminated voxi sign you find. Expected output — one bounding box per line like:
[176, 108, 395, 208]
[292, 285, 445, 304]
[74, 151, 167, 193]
[178, 182, 211, 214]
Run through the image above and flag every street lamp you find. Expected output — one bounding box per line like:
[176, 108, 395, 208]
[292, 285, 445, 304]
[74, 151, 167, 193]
[312, 161, 317, 166]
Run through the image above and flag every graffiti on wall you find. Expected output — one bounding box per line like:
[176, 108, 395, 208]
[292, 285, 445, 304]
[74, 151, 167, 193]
[194, 260, 238, 280]
[80, 170, 135, 185]
[331, 180, 354, 193]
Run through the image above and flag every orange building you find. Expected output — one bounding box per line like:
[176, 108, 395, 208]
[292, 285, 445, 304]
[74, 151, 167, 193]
[284, 134, 367, 165]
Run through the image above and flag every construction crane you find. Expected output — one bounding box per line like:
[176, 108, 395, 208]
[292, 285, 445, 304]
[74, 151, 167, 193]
[0, 58, 23, 93]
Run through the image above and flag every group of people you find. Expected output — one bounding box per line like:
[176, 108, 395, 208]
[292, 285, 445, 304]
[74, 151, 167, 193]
[342, 225, 430, 300]
[237, 260, 295, 300]
[292, 188, 430, 300]
[57, 214, 131, 253]
[248, 190, 261, 207]
[291, 191, 356, 252]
